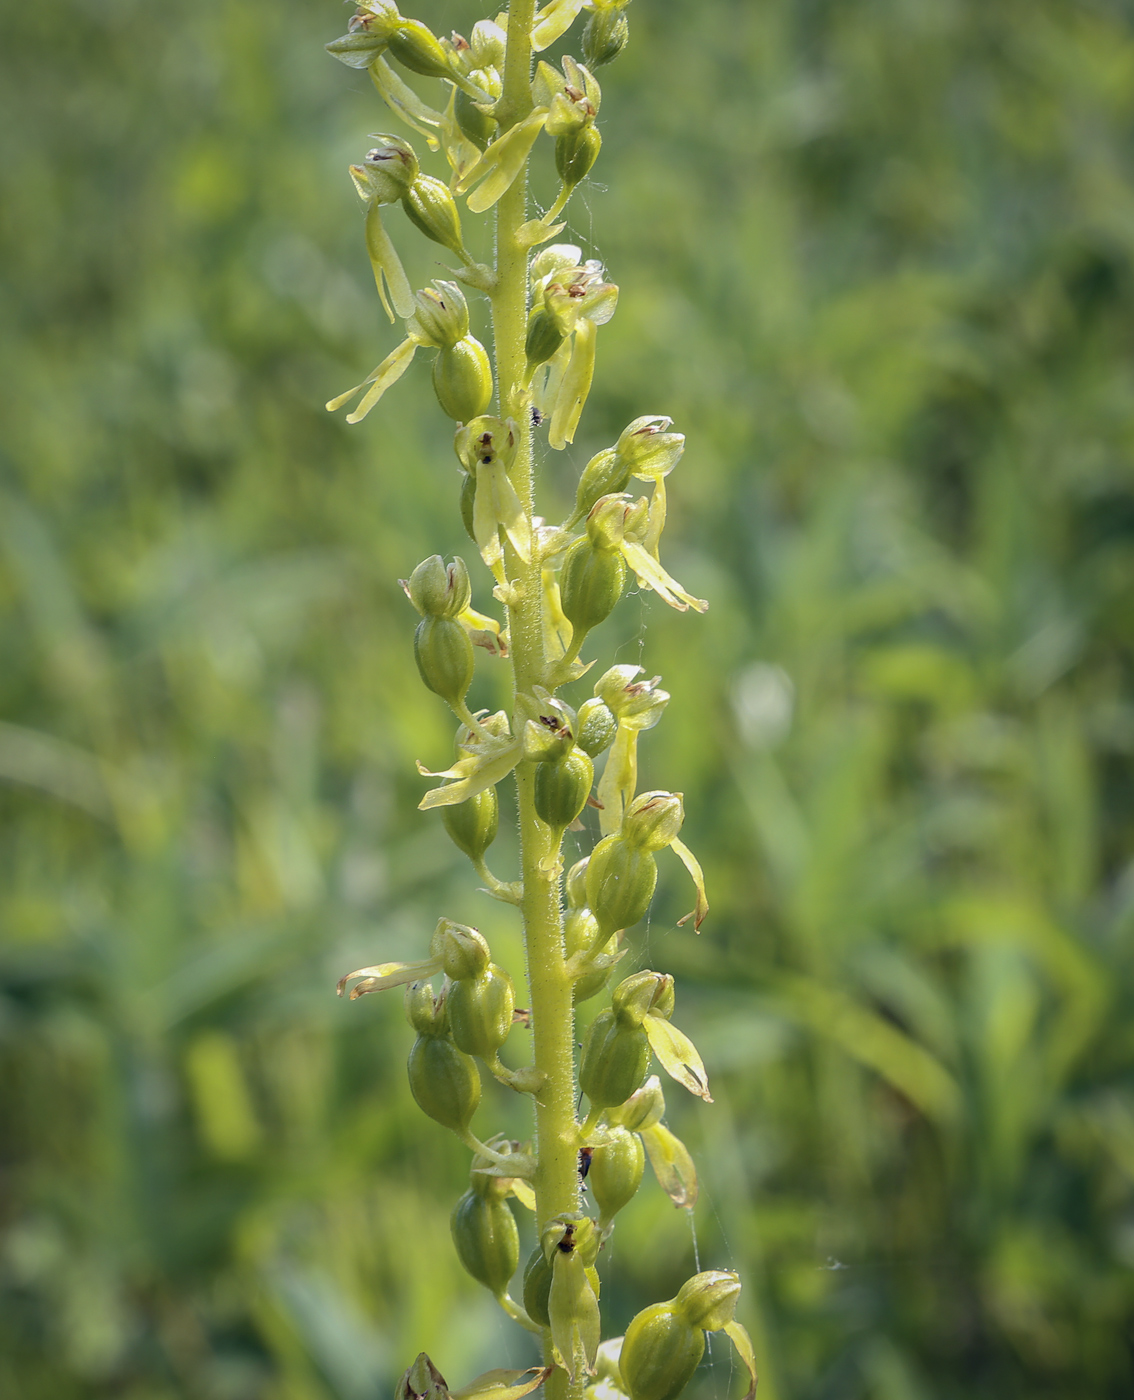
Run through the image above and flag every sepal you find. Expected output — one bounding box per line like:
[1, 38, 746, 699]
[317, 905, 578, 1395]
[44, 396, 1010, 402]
[326, 333, 419, 422]
[531, 0, 587, 51]
[406, 554, 472, 618]
[640, 1122, 697, 1209]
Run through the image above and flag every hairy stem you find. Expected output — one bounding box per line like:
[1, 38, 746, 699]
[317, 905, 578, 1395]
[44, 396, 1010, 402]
[490, 3, 582, 1394]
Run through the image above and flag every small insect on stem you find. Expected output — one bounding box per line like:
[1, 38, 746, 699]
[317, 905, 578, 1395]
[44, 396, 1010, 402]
[578, 1146, 594, 1181]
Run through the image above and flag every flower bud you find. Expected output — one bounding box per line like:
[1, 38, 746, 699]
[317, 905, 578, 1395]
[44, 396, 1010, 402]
[585, 833, 658, 934]
[407, 1032, 481, 1133]
[433, 338, 494, 422]
[589, 1125, 645, 1223]
[414, 616, 475, 707]
[583, 4, 630, 68]
[565, 856, 589, 909]
[352, 136, 419, 203]
[441, 784, 498, 862]
[534, 748, 593, 832]
[579, 1009, 649, 1109]
[407, 554, 472, 618]
[522, 1244, 553, 1326]
[612, 971, 674, 1028]
[619, 1302, 704, 1400]
[405, 978, 446, 1035]
[573, 447, 632, 523]
[395, 1353, 449, 1400]
[556, 125, 602, 190]
[411, 282, 469, 349]
[616, 415, 685, 477]
[609, 1073, 666, 1131]
[674, 1271, 742, 1333]
[386, 16, 453, 80]
[447, 963, 515, 1058]
[623, 791, 684, 850]
[437, 920, 491, 980]
[576, 697, 618, 757]
[559, 538, 626, 637]
[404, 175, 467, 258]
[450, 1187, 520, 1295]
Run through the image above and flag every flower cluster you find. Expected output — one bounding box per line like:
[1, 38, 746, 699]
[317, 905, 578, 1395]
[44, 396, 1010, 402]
[324, 4, 754, 1397]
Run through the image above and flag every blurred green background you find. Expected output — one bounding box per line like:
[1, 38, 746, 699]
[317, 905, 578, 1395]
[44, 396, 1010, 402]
[3, 0, 1134, 1396]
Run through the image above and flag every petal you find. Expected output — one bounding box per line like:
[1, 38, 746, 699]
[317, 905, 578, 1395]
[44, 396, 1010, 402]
[458, 604, 508, 657]
[364, 203, 415, 320]
[723, 1322, 758, 1400]
[644, 1013, 712, 1101]
[369, 56, 444, 146]
[671, 836, 709, 931]
[642, 477, 667, 558]
[542, 567, 574, 658]
[343, 337, 419, 423]
[579, 281, 619, 326]
[418, 740, 522, 809]
[336, 954, 443, 999]
[486, 462, 532, 563]
[548, 316, 596, 450]
[596, 723, 636, 838]
[458, 110, 548, 211]
[472, 476, 505, 571]
[508, 1179, 536, 1212]
[451, 1369, 553, 1400]
[530, 0, 586, 51]
[549, 1250, 600, 1381]
[640, 1122, 698, 1210]
[619, 540, 708, 613]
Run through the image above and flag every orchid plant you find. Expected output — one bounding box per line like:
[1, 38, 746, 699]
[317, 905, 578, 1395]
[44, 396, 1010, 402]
[325, 4, 756, 1398]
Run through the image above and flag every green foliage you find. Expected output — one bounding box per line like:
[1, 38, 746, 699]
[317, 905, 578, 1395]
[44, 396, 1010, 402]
[2, 0, 1133, 1398]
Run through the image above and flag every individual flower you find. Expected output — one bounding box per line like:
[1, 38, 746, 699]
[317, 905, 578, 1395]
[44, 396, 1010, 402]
[416, 712, 523, 811]
[592, 665, 670, 835]
[455, 417, 532, 578]
[585, 495, 708, 613]
[528, 246, 618, 448]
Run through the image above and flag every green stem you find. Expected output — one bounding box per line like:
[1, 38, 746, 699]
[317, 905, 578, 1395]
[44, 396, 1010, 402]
[491, 5, 583, 1395]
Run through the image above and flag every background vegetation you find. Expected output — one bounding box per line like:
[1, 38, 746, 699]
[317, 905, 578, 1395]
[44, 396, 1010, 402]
[3, 0, 1134, 1396]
